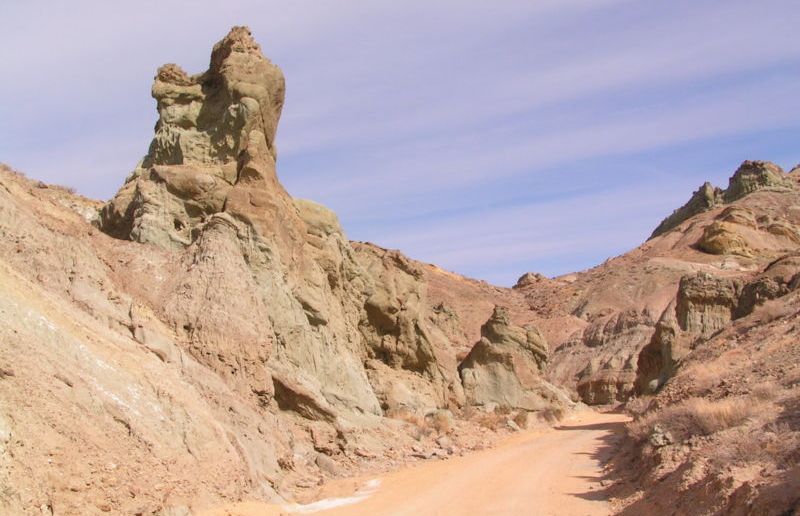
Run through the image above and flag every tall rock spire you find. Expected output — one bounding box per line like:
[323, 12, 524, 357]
[98, 26, 296, 251]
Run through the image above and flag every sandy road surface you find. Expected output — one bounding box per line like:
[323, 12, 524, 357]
[205, 411, 630, 516]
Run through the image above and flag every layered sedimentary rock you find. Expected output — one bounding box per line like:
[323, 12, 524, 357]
[635, 272, 742, 394]
[100, 26, 287, 247]
[650, 182, 722, 239]
[1, 26, 589, 513]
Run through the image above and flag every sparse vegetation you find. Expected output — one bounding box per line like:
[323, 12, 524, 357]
[630, 395, 767, 443]
[710, 421, 800, 470]
[387, 407, 453, 440]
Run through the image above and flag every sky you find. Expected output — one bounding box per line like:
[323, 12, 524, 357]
[2, 1, 800, 286]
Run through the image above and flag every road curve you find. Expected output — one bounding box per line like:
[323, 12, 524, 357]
[318, 411, 628, 516]
[203, 411, 629, 516]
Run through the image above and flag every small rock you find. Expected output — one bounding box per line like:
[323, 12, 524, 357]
[315, 453, 341, 476]
[435, 435, 452, 449]
[648, 424, 674, 448]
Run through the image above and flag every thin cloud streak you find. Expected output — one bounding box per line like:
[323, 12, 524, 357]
[1, 1, 799, 284]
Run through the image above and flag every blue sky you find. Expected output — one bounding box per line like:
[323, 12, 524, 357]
[2, 1, 799, 285]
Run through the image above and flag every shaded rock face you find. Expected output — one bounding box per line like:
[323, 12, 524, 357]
[458, 307, 563, 411]
[635, 273, 741, 394]
[575, 309, 652, 404]
[675, 273, 742, 337]
[95, 27, 383, 420]
[354, 243, 466, 412]
[735, 254, 800, 318]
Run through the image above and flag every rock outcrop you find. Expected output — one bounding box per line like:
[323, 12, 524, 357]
[99, 26, 287, 248]
[516, 159, 800, 405]
[650, 160, 794, 241]
[574, 309, 652, 404]
[635, 272, 742, 394]
[735, 253, 800, 318]
[723, 160, 794, 202]
[650, 182, 722, 239]
[1, 27, 581, 513]
[458, 307, 565, 411]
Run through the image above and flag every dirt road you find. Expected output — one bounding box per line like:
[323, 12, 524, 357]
[206, 410, 629, 516]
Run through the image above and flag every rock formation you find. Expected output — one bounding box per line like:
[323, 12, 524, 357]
[650, 160, 794, 240]
[458, 307, 567, 411]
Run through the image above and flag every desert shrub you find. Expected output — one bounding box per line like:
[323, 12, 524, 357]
[471, 410, 507, 431]
[386, 407, 423, 426]
[386, 407, 428, 440]
[711, 422, 800, 469]
[495, 405, 512, 416]
[682, 362, 726, 393]
[687, 397, 759, 434]
[630, 396, 764, 443]
[387, 408, 454, 439]
[425, 411, 453, 435]
[750, 380, 780, 402]
[536, 406, 565, 424]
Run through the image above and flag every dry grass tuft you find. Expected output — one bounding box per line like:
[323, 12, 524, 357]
[711, 422, 800, 469]
[387, 408, 453, 439]
[750, 380, 780, 402]
[625, 396, 654, 419]
[425, 411, 452, 435]
[472, 411, 508, 431]
[630, 396, 765, 443]
[536, 406, 565, 424]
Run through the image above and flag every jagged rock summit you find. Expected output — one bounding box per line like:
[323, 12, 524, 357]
[650, 160, 794, 239]
[99, 26, 290, 249]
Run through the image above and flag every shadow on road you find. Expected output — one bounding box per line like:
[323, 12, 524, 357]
[556, 415, 633, 507]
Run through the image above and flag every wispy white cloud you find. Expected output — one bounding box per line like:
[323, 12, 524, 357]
[1, 0, 799, 284]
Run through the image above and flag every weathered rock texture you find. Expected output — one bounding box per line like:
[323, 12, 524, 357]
[649, 160, 794, 240]
[99, 26, 287, 248]
[650, 182, 722, 239]
[458, 307, 565, 411]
